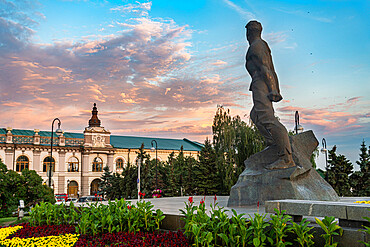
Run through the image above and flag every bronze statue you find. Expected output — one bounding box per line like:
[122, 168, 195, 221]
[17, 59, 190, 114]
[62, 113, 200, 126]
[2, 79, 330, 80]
[245, 20, 294, 169]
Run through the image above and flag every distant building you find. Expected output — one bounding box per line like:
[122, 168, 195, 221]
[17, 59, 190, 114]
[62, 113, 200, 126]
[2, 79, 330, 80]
[0, 104, 202, 197]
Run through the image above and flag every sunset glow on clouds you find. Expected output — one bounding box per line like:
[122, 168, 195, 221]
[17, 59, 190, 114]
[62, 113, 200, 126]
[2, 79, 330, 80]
[0, 0, 369, 167]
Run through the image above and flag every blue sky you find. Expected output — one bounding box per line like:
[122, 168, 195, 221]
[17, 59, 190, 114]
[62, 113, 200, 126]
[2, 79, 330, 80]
[0, 0, 369, 169]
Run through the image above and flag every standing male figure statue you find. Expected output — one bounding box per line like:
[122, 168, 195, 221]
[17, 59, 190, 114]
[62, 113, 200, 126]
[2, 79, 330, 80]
[245, 20, 295, 169]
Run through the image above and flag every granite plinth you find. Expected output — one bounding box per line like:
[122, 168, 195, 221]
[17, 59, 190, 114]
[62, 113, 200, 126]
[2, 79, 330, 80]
[228, 131, 339, 206]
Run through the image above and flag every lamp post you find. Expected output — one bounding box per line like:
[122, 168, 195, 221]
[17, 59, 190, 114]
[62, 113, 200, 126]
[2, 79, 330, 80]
[295, 111, 304, 134]
[137, 158, 141, 199]
[49, 118, 62, 188]
[67, 179, 70, 196]
[151, 140, 158, 190]
[321, 138, 328, 180]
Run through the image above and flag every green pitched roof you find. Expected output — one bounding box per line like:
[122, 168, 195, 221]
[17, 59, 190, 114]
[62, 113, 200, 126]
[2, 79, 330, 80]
[0, 128, 203, 151]
[110, 135, 202, 151]
[0, 128, 83, 139]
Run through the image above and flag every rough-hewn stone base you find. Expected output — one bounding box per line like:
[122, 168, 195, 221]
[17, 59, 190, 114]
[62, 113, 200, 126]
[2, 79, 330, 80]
[228, 131, 339, 207]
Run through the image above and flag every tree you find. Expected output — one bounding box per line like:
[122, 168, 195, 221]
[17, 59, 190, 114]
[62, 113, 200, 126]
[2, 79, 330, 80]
[21, 169, 55, 206]
[136, 143, 153, 197]
[0, 160, 54, 217]
[326, 146, 353, 196]
[212, 106, 265, 194]
[120, 162, 138, 199]
[350, 140, 370, 196]
[99, 166, 114, 199]
[183, 155, 198, 195]
[195, 138, 219, 195]
[163, 152, 177, 197]
[172, 146, 187, 196]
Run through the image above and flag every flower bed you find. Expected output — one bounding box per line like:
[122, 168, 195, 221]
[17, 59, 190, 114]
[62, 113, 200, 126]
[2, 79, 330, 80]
[0, 223, 190, 246]
[354, 200, 370, 204]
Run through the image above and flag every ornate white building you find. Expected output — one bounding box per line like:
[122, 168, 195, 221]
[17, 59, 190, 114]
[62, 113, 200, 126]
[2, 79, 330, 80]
[0, 104, 202, 197]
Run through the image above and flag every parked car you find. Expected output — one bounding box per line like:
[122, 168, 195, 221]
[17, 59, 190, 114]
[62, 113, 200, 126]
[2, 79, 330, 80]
[77, 196, 104, 203]
[65, 198, 78, 206]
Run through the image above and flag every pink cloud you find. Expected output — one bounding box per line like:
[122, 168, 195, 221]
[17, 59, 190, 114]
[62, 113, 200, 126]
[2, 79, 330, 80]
[276, 97, 368, 135]
[211, 60, 228, 66]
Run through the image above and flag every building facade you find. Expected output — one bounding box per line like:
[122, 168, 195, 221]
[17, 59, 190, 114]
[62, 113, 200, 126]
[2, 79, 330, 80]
[0, 104, 203, 197]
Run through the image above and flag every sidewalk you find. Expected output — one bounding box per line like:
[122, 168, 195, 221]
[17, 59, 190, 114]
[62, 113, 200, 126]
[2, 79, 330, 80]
[125, 196, 264, 217]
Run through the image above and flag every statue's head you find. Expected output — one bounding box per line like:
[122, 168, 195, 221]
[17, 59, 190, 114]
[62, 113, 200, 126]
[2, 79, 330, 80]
[245, 20, 262, 42]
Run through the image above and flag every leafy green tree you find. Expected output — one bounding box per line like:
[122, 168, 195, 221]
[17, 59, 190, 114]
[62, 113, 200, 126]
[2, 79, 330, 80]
[0, 160, 54, 217]
[212, 106, 265, 194]
[350, 140, 370, 196]
[326, 146, 353, 196]
[21, 169, 55, 206]
[232, 115, 265, 176]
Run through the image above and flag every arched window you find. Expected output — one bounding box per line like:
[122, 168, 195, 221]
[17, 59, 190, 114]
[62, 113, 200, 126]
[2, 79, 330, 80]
[16, 155, 29, 172]
[68, 157, 79, 172]
[92, 157, 103, 172]
[43, 156, 55, 172]
[116, 158, 124, 169]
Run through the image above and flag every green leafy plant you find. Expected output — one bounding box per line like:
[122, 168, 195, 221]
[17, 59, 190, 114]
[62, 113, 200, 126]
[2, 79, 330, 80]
[358, 212, 370, 247]
[210, 201, 230, 246]
[268, 209, 293, 246]
[230, 209, 250, 247]
[315, 216, 343, 247]
[179, 196, 198, 239]
[154, 209, 165, 230]
[248, 213, 270, 247]
[29, 198, 164, 235]
[291, 218, 315, 247]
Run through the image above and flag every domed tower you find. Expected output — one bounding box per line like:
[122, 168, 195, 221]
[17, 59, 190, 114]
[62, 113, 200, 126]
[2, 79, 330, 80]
[88, 103, 101, 127]
[83, 103, 111, 148]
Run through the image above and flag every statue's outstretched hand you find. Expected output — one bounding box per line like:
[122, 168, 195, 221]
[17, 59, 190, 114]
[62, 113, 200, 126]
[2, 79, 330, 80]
[268, 91, 283, 102]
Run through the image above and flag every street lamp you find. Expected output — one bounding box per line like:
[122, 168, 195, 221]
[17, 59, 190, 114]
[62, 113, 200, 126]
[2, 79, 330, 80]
[137, 158, 141, 199]
[49, 118, 62, 188]
[67, 179, 70, 196]
[295, 111, 304, 134]
[151, 140, 158, 190]
[321, 138, 328, 180]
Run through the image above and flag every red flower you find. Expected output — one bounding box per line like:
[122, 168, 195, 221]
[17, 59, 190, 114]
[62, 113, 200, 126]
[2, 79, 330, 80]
[188, 196, 193, 204]
[200, 199, 204, 205]
[127, 205, 131, 210]
[214, 194, 217, 203]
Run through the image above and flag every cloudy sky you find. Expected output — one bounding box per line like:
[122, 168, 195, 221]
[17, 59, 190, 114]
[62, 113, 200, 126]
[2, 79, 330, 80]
[0, 0, 369, 169]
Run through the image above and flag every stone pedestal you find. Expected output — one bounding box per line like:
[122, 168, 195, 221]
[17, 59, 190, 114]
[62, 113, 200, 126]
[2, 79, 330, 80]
[228, 131, 339, 207]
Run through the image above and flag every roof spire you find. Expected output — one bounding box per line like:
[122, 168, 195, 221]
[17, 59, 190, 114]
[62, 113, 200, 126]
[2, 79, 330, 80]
[88, 103, 101, 127]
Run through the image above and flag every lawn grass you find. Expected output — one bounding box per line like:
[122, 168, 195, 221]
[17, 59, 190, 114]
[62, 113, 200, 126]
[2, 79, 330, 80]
[0, 216, 30, 226]
[0, 217, 17, 225]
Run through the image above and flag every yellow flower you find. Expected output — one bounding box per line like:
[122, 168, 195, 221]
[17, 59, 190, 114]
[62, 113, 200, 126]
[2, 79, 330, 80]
[0, 226, 23, 241]
[354, 200, 370, 204]
[0, 233, 79, 247]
